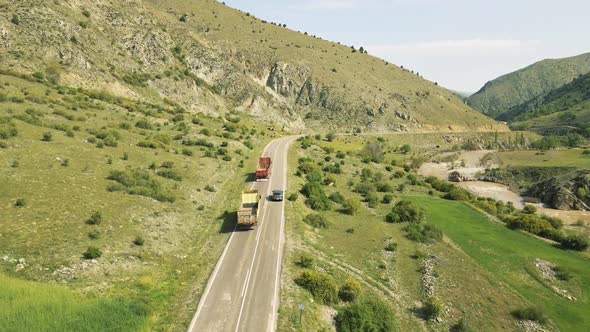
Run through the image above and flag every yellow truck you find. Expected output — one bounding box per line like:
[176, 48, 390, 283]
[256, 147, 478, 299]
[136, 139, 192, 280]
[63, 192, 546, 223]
[237, 190, 261, 228]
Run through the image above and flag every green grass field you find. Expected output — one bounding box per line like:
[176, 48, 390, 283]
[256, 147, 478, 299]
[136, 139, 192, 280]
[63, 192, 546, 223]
[410, 196, 590, 331]
[0, 274, 148, 331]
[496, 149, 590, 168]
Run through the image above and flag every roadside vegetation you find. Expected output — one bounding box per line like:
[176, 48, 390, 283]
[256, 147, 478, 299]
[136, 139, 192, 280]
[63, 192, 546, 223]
[279, 133, 590, 332]
[0, 72, 277, 330]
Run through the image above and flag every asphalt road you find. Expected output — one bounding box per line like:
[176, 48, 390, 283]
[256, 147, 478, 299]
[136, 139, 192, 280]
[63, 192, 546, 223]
[188, 136, 297, 332]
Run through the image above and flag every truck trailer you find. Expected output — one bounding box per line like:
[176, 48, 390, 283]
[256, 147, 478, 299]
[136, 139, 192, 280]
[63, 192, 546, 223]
[237, 190, 261, 228]
[255, 157, 272, 181]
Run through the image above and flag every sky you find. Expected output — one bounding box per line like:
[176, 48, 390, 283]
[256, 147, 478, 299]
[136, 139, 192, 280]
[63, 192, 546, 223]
[224, 0, 590, 93]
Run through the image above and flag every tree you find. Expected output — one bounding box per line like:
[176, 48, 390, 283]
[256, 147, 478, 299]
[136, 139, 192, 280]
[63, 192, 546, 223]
[385, 200, 426, 223]
[343, 197, 361, 215]
[335, 298, 396, 332]
[400, 144, 411, 154]
[359, 46, 365, 53]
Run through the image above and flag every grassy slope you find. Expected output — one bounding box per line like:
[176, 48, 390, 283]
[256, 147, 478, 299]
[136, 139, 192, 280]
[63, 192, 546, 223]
[0, 274, 148, 331]
[467, 52, 590, 118]
[508, 72, 590, 132]
[0, 0, 502, 131]
[0, 72, 275, 329]
[412, 196, 590, 331]
[278, 134, 588, 331]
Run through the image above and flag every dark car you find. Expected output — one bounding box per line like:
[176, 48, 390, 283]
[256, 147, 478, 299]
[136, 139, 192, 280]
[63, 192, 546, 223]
[271, 190, 284, 201]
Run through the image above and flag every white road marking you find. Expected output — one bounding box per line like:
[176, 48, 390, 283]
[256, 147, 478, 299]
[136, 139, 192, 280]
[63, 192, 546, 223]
[234, 139, 280, 332]
[188, 141, 274, 332]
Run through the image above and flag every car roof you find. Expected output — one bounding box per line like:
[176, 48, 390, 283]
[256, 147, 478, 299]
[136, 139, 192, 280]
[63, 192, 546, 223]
[272, 190, 283, 193]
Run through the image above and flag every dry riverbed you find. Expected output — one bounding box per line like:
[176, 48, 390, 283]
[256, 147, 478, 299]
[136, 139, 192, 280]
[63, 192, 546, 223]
[419, 150, 590, 225]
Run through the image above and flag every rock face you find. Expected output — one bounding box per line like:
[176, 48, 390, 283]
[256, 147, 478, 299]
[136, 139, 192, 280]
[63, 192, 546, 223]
[528, 170, 590, 211]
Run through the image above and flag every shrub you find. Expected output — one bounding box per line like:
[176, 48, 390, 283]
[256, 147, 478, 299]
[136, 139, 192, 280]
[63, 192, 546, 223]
[88, 231, 99, 240]
[443, 187, 471, 201]
[511, 306, 547, 324]
[400, 144, 411, 154]
[450, 318, 471, 332]
[82, 246, 102, 259]
[287, 193, 298, 201]
[107, 169, 175, 202]
[304, 213, 328, 228]
[0, 118, 18, 139]
[523, 204, 537, 214]
[366, 191, 379, 208]
[133, 236, 145, 246]
[82, 9, 91, 17]
[342, 196, 361, 215]
[204, 184, 216, 192]
[553, 266, 573, 281]
[41, 131, 53, 141]
[86, 211, 103, 225]
[135, 119, 154, 130]
[338, 278, 361, 302]
[296, 254, 314, 268]
[422, 296, 442, 320]
[384, 241, 397, 252]
[385, 200, 425, 223]
[382, 194, 394, 204]
[294, 270, 338, 304]
[335, 298, 395, 332]
[326, 132, 336, 142]
[404, 223, 443, 243]
[354, 182, 375, 196]
[302, 181, 332, 211]
[14, 198, 26, 207]
[329, 191, 345, 204]
[157, 169, 182, 181]
[560, 234, 589, 251]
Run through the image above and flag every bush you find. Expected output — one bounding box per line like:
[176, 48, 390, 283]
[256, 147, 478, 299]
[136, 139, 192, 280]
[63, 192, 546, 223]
[107, 169, 176, 202]
[88, 231, 99, 240]
[296, 254, 314, 268]
[135, 119, 153, 129]
[338, 278, 361, 302]
[86, 211, 103, 225]
[287, 193, 298, 201]
[382, 194, 394, 204]
[157, 169, 182, 181]
[443, 187, 471, 201]
[376, 182, 394, 193]
[133, 236, 145, 246]
[400, 144, 411, 154]
[404, 223, 443, 243]
[511, 306, 547, 324]
[366, 191, 379, 208]
[41, 132, 53, 141]
[0, 118, 18, 139]
[335, 298, 396, 332]
[384, 241, 397, 252]
[329, 191, 345, 204]
[302, 181, 333, 211]
[523, 204, 537, 214]
[422, 296, 442, 320]
[560, 234, 589, 251]
[385, 200, 425, 223]
[204, 184, 216, 192]
[342, 196, 361, 215]
[450, 318, 471, 332]
[82, 246, 102, 259]
[14, 198, 26, 207]
[552, 266, 573, 281]
[326, 132, 336, 142]
[294, 270, 338, 304]
[304, 213, 328, 228]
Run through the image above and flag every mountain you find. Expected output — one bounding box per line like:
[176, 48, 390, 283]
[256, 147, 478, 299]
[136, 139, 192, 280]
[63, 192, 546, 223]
[0, 0, 504, 132]
[466, 52, 590, 119]
[509, 72, 590, 135]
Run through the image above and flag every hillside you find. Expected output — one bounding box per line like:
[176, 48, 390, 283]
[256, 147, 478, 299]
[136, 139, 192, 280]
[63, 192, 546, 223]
[0, 0, 504, 132]
[508, 72, 590, 135]
[467, 52, 590, 119]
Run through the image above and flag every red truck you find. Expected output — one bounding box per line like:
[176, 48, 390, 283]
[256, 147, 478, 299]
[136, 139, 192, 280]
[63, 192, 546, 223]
[255, 157, 272, 180]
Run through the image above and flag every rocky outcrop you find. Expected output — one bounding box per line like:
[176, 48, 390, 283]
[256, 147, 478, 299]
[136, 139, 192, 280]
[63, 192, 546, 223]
[266, 62, 310, 97]
[528, 170, 590, 211]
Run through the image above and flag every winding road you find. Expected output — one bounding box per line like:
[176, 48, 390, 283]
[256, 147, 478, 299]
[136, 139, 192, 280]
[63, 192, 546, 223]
[188, 136, 297, 332]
